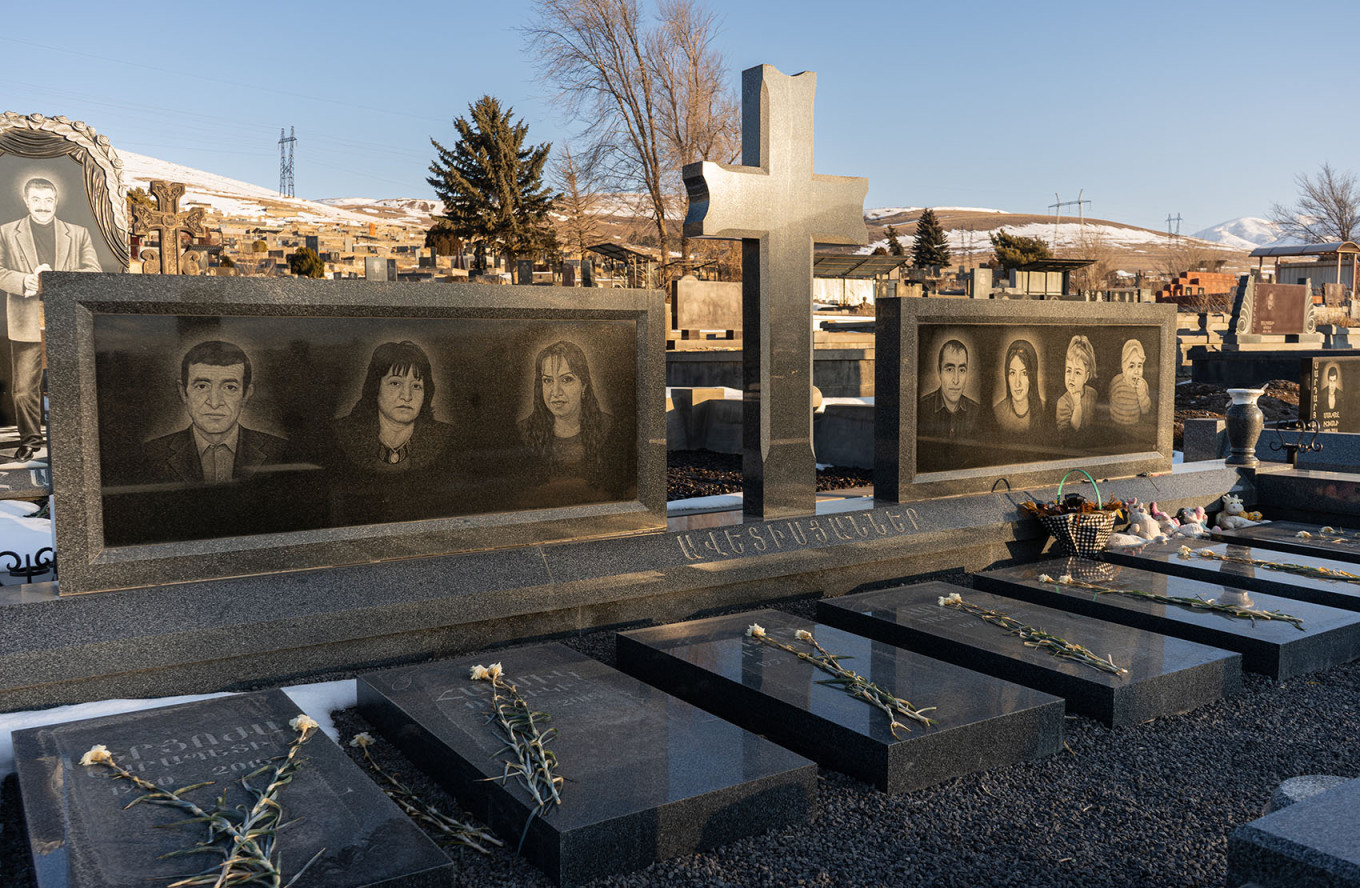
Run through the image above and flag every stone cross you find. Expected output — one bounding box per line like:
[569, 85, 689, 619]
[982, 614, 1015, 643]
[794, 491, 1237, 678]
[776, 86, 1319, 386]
[131, 180, 207, 275]
[683, 65, 867, 519]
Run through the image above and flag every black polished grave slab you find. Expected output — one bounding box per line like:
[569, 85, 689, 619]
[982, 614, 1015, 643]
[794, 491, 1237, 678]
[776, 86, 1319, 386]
[1228, 776, 1360, 887]
[357, 642, 815, 887]
[1105, 537, 1360, 612]
[976, 557, 1360, 680]
[12, 689, 451, 888]
[816, 581, 1242, 727]
[1213, 519, 1360, 565]
[617, 609, 1063, 793]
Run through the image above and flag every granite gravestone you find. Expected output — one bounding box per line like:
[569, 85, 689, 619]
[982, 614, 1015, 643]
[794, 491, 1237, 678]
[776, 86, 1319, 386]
[672, 273, 742, 338]
[816, 581, 1243, 727]
[357, 643, 816, 887]
[130, 181, 206, 277]
[1212, 520, 1360, 565]
[12, 689, 453, 888]
[1104, 538, 1360, 613]
[617, 609, 1065, 793]
[1228, 776, 1360, 887]
[1301, 356, 1360, 432]
[975, 558, 1360, 680]
[1222, 276, 1323, 349]
[683, 64, 867, 519]
[874, 298, 1175, 501]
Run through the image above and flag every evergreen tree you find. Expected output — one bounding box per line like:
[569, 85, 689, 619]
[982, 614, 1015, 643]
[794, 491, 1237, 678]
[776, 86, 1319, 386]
[883, 224, 905, 257]
[427, 96, 558, 274]
[287, 247, 326, 278]
[910, 209, 950, 269]
[989, 229, 1053, 273]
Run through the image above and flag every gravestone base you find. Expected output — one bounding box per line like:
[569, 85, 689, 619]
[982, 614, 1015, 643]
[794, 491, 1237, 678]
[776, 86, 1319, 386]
[1228, 777, 1360, 888]
[618, 609, 1065, 793]
[357, 644, 816, 887]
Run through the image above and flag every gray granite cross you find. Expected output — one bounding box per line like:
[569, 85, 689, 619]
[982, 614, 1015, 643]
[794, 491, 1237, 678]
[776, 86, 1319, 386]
[683, 64, 867, 519]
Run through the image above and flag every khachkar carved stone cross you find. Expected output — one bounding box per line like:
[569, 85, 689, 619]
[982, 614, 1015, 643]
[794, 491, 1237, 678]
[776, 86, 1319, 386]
[683, 65, 867, 519]
[131, 180, 206, 275]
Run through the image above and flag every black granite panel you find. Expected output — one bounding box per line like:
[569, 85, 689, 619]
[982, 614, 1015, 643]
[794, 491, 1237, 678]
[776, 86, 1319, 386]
[816, 581, 1242, 727]
[357, 643, 815, 887]
[976, 557, 1360, 680]
[12, 689, 451, 888]
[1214, 519, 1360, 565]
[617, 609, 1064, 793]
[1104, 537, 1360, 612]
[1228, 776, 1360, 887]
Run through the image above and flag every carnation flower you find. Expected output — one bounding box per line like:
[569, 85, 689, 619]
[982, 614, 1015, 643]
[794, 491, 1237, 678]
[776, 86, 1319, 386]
[349, 732, 375, 748]
[937, 592, 963, 606]
[1296, 531, 1313, 539]
[1178, 545, 1194, 557]
[795, 629, 813, 642]
[79, 745, 112, 767]
[1322, 526, 1336, 534]
[1057, 575, 1073, 584]
[487, 662, 503, 680]
[746, 623, 766, 638]
[289, 715, 319, 733]
[469, 664, 490, 680]
[1037, 573, 1054, 583]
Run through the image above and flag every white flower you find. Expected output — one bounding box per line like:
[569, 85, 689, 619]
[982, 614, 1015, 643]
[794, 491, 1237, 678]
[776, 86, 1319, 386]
[746, 623, 766, 638]
[1036, 574, 1054, 583]
[1057, 575, 1073, 585]
[349, 732, 375, 748]
[795, 629, 813, 642]
[1178, 545, 1194, 557]
[487, 662, 503, 680]
[79, 745, 112, 767]
[289, 715, 319, 733]
[469, 664, 490, 680]
[937, 592, 963, 606]
[1296, 531, 1313, 539]
[1322, 526, 1336, 534]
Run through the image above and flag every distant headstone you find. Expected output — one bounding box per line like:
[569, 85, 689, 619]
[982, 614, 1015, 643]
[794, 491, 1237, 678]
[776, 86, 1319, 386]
[358, 643, 816, 886]
[130, 181, 206, 276]
[13, 689, 453, 888]
[672, 273, 742, 335]
[516, 259, 534, 285]
[1302, 355, 1360, 432]
[364, 255, 390, 281]
[683, 64, 868, 519]
[1222, 275, 1323, 348]
[343, 236, 355, 252]
[580, 258, 594, 287]
[304, 234, 319, 252]
[561, 262, 575, 287]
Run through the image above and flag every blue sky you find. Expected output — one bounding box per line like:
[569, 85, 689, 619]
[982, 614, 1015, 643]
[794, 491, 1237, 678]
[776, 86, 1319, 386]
[4, 0, 1354, 233]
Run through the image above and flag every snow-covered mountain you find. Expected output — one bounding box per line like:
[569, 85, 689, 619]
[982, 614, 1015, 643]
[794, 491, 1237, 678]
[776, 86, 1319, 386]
[859, 219, 1235, 258]
[1191, 217, 1301, 251]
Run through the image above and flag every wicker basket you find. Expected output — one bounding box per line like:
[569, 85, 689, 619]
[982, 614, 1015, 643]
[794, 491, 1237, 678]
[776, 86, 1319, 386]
[1037, 470, 1118, 558]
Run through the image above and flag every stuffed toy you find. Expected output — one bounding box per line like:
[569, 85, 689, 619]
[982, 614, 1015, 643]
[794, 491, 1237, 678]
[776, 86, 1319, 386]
[1214, 493, 1263, 531]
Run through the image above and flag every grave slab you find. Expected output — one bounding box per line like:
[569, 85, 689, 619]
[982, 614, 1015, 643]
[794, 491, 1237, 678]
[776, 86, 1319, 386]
[816, 581, 1242, 727]
[1228, 776, 1360, 887]
[357, 642, 815, 887]
[12, 689, 452, 888]
[975, 557, 1360, 680]
[616, 608, 1064, 793]
[1104, 537, 1360, 612]
[1213, 519, 1360, 565]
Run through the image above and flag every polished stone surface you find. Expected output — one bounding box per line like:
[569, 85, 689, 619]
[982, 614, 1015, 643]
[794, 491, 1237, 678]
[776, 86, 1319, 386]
[1213, 519, 1360, 565]
[682, 65, 867, 519]
[1228, 776, 1360, 887]
[1104, 537, 1360, 612]
[617, 609, 1063, 793]
[976, 557, 1360, 680]
[817, 581, 1242, 727]
[358, 643, 815, 887]
[12, 689, 452, 888]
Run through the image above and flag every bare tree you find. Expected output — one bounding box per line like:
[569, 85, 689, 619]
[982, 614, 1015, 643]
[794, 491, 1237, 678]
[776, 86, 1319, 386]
[524, 0, 735, 272]
[554, 146, 603, 263]
[1269, 162, 1359, 243]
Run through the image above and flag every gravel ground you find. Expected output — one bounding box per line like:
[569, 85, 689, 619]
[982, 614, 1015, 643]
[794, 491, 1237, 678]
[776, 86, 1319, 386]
[4, 579, 1357, 888]
[669, 450, 871, 500]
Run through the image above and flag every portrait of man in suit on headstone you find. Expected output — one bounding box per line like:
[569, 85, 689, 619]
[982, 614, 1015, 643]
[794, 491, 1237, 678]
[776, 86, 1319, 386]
[144, 340, 286, 485]
[1323, 362, 1342, 412]
[918, 337, 980, 445]
[0, 176, 102, 461]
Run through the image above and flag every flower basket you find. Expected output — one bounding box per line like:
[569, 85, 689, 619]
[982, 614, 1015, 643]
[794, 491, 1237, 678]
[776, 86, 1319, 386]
[1022, 470, 1122, 558]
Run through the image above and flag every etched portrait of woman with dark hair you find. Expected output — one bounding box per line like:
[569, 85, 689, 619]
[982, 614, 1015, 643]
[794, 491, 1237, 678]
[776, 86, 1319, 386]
[993, 338, 1044, 435]
[518, 339, 625, 505]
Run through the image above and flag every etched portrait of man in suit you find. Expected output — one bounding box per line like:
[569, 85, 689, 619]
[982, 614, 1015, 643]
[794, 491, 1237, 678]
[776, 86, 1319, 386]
[144, 340, 286, 485]
[0, 177, 101, 460]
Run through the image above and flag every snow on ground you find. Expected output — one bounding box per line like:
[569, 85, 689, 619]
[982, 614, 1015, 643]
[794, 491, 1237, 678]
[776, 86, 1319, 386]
[1192, 216, 1303, 251]
[858, 220, 1235, 257]
[0, 680, 357, 777]
[865, 206, 1007, 220]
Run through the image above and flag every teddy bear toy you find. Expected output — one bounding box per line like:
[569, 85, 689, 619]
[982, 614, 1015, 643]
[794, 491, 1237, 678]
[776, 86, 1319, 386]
[1106, 498, 1166, 548]
[1173, 506, 1210, 538]
[1214, 493, 1264, 531]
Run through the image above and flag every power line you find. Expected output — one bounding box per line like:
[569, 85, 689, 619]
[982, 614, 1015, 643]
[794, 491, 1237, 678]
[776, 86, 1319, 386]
[279, 127, 296, 198]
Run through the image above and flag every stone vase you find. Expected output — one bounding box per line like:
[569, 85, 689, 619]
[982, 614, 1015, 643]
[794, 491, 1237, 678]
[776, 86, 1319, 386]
[1225, 388, 1265, 467]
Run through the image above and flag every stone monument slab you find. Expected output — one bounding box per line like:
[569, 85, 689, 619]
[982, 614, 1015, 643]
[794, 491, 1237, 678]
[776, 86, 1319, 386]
[357, 642, 816, 887]
[1213, 519, 1360, 565]
[1228, 776, 1360, 887]
[1104, 538, 1360, 612]
[816, 581, 1242, 727]
[616, 608, 1064, 793]
[1222, 275, 1323, 349]
[1301, 355, 1360, 432]
[975, 558, 1360, 680]
[12, 688, 452, 888]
